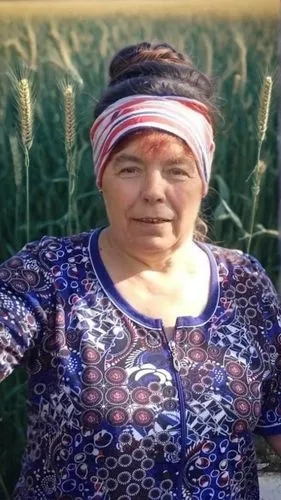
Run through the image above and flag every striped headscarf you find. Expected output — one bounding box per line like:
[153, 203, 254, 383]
[90, 95, 215, 197]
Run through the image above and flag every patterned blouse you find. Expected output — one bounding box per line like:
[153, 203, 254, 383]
[0, 227, 281, 500]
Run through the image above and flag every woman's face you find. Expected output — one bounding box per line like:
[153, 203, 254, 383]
[101, 132, 203, 255]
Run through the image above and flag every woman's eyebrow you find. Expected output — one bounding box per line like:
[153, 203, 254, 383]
[113, 153, 192, 166]
[113, 153, 144, 166]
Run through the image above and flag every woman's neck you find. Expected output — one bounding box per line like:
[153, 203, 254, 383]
[99, 227, 202, 280]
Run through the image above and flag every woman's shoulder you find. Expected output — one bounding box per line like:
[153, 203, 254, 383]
[203, 241, 265, 274]
[0, 229, 98, 283]
[24, 229, 94, 254]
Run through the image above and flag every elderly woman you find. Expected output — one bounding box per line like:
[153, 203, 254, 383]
[0, 41, 281, 500]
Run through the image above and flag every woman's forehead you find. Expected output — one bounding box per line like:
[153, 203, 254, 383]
[113, 131, 193, 160]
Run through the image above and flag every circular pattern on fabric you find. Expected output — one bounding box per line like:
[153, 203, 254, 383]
[207, 346, 221, 360]
[105, 367, 127, 384]
[8, 257, 22, 268]
[202, 442, 216, 454]
[132, 387, 150, 404]
[234, 399, 251, 417]
[132, 449, 146, 461]
[81, 388, 102, 407]
[105, 456, 118, 468]
[81, 409, 102, 429]
[216, 471, 230, 488]
[150, 393, 162, 404]
[34, 383, 46, 395]
[10, 278, 29, 293]
[106, 387, 129, 405]
[106, 408, 129, 426]
[132, 409, 154, 427]
[195, 457, 210, 469]
[118, 455, 132, 467]
[148, 382, 160, 392]
[199, 475, 210, 488]
[229, 380, 247, 396]
[225, 361, 244, 378]
[106, 478, 118, 491]
[118, 471, 131, 485]
[97, 468, 109, 480]
[21, 269, 40, 287]
[157, 432, 170, 444]
[162, 386, 176, 398]
[141, 458, 154, 470]
[148, 488, 162, 499]
[81, 367, 103, 385]
[188, 348, 207, 363]
[189, 329, 205, 346]
[232, 419, 248, 434]
[0, 268, 11, 281]
[81, 346, 100, 364]
[119, 433, 132, 446]
[43, 332, 66, 353]
[126, 483, 140, 496]
[132, 468, 146, 481]
[141, 477, 155, 490]
[141, 437, 154, 450]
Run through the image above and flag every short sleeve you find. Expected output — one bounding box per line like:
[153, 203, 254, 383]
[249, 256, 281, 436]
[0, 239, 54, 382]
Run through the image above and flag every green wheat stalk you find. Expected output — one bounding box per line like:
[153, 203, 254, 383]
[247, 76, 272, 253]
[64, 84, 78, 234]
[18, 78, 33, 243]
[0, 471, 10, 500]
[9, 135, 22, 244]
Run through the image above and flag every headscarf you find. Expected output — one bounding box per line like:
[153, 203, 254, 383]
[90, 95, 215, 197]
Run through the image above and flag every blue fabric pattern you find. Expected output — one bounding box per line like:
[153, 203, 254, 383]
[0, 227, 280, 500]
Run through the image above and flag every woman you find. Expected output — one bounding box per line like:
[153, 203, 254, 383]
[0, 41, 281, 500]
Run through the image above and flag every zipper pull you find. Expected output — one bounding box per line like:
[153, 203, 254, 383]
[169, 340, 181, 372]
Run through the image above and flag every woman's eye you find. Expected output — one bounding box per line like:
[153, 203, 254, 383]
[119, 166, 140, 175]
[169, 168, 190, 177]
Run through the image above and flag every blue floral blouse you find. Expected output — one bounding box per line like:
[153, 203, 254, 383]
[0, 227, 281, 500]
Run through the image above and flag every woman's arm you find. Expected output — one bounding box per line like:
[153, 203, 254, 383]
[265, 434, 281, 457]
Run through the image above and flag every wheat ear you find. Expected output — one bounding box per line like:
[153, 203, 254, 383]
[64, 84, 77, 234]
[258, 76, 272, 143]
[247, 76, 272, 253]
[18, 78, 33, 243]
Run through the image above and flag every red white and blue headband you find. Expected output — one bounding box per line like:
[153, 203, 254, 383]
[90, 95, 215, 197]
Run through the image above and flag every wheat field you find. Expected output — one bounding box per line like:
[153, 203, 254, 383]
[0, 11, 279, 497]
[0, 0, 278, 19]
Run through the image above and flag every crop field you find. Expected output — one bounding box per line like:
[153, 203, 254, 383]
[0, 9, 279, 497]
[0, 0, 278, 20]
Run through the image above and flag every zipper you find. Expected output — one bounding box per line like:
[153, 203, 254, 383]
[161, 328, 186, 499]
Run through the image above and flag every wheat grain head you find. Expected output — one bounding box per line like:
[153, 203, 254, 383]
[64, 84, 76, 156]
[258, 76, 272, 143]
[18, 78, 33, 150]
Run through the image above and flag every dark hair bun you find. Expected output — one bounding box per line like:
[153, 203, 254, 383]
[108, 42, 192, 81]
[94, 41, 218, 124]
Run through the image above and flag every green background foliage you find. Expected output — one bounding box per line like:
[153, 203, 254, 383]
[0, 15, 279, 497]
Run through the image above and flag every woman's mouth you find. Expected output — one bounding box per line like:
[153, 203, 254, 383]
[133, 218, 170, 224]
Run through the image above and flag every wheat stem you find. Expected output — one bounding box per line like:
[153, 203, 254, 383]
[18, 78, 33, 243]
[247, 76, 272, 253]
[64, 84, 78, 234]
[9, 135, 22, 244]
[0, 472, 10, 500]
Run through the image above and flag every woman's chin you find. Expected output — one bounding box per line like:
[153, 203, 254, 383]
[130, 233, 175, 252]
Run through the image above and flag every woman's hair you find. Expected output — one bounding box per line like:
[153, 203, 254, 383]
[94, 41, 219, 241]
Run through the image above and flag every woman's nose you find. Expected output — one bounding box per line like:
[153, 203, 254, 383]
[141, 172, 166, 203]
